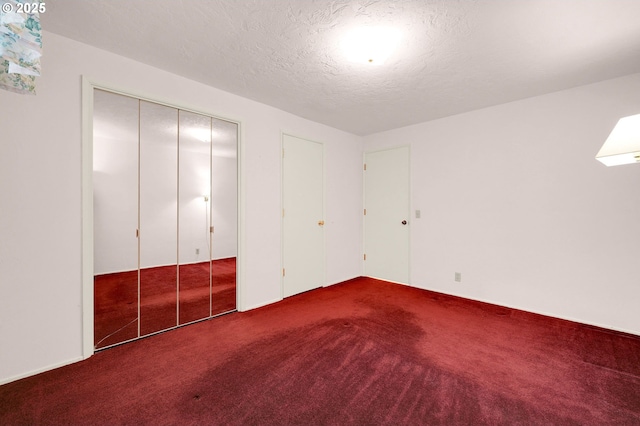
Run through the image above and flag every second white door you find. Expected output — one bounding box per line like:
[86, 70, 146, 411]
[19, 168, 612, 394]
[364, 146, 410, 283]
[282, 134, 324, 297]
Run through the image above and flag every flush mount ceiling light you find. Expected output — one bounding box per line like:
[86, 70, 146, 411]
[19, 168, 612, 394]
[595, 113, 640, 166]
[341, 26, 402, 65]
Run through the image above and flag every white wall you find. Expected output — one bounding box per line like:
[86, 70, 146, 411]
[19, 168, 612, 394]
[364, 73, 640, 335]
[0, 32, 363, 384]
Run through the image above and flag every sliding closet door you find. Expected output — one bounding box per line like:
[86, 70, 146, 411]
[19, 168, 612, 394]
[139, 101, 179, 335]
[178, 111, 213, 324]
[93, 90, 139, 347]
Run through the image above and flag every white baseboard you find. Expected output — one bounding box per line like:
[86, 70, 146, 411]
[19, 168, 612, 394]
[239, 297, 283, 312]
[0, 356, 85, 386]
[411, 283, 640, 338]
[324, 275, 361, 287]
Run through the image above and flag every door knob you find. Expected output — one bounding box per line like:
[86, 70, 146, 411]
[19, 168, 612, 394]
[318, 220, 325, 226]
[401, 220, 407, 225]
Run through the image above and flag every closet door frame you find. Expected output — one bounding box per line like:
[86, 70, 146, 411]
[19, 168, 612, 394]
[81, 77, 245, 359]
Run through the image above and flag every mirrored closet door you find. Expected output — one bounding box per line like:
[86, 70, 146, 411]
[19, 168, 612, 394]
[93, 89, 238, 349]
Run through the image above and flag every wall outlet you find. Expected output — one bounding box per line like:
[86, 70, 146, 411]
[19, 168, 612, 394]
[454, 272, 461, 282]
[195, 248, 200, 255]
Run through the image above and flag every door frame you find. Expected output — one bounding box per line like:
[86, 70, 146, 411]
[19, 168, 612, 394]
[280, 132, 326, 299]
[362, 145, 411, 284]
[81, 76, 245, 358]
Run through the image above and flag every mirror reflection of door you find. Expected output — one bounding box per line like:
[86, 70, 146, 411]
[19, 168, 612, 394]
[93, 89, 238, 349]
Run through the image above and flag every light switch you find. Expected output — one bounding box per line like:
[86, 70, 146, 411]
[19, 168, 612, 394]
[415, 209, 421, 219]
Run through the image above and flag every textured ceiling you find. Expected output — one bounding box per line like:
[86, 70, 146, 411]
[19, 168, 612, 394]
[42, 0, 640, 136]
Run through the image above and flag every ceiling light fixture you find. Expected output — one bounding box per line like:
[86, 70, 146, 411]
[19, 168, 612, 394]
[341, 26, 402, 65]
[595, 113, 640, 166]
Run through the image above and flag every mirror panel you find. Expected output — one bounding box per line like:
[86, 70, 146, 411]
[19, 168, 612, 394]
[178, 111, 213, 324]
[139, 100, 179, 336]
[93, 89, 140, 348]
[211, 118, 238, 315]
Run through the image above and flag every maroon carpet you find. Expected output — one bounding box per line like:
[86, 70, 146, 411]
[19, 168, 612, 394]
[2, 277, 640, 425]
[94, 258, 236, 348]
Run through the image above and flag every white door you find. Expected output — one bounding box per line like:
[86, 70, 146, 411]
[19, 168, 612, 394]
[364, 146, 410, 283]
[282, 135, 325, 297]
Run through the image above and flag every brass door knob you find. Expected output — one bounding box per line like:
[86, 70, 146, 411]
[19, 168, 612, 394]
[318, 220, 325, 226]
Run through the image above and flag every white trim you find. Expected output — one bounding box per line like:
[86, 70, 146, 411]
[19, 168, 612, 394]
[407, 144, 412, 286]
[81, 76, 94, 359]
[409, 282, 640, 338]
[280, 133, 285, 300]
[324, 276, 361, 287]
[363, 275, 410, 286]
[240, 297, 284, 312]
[236, 121, 246, 312]
[0, 356, 85, 386]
